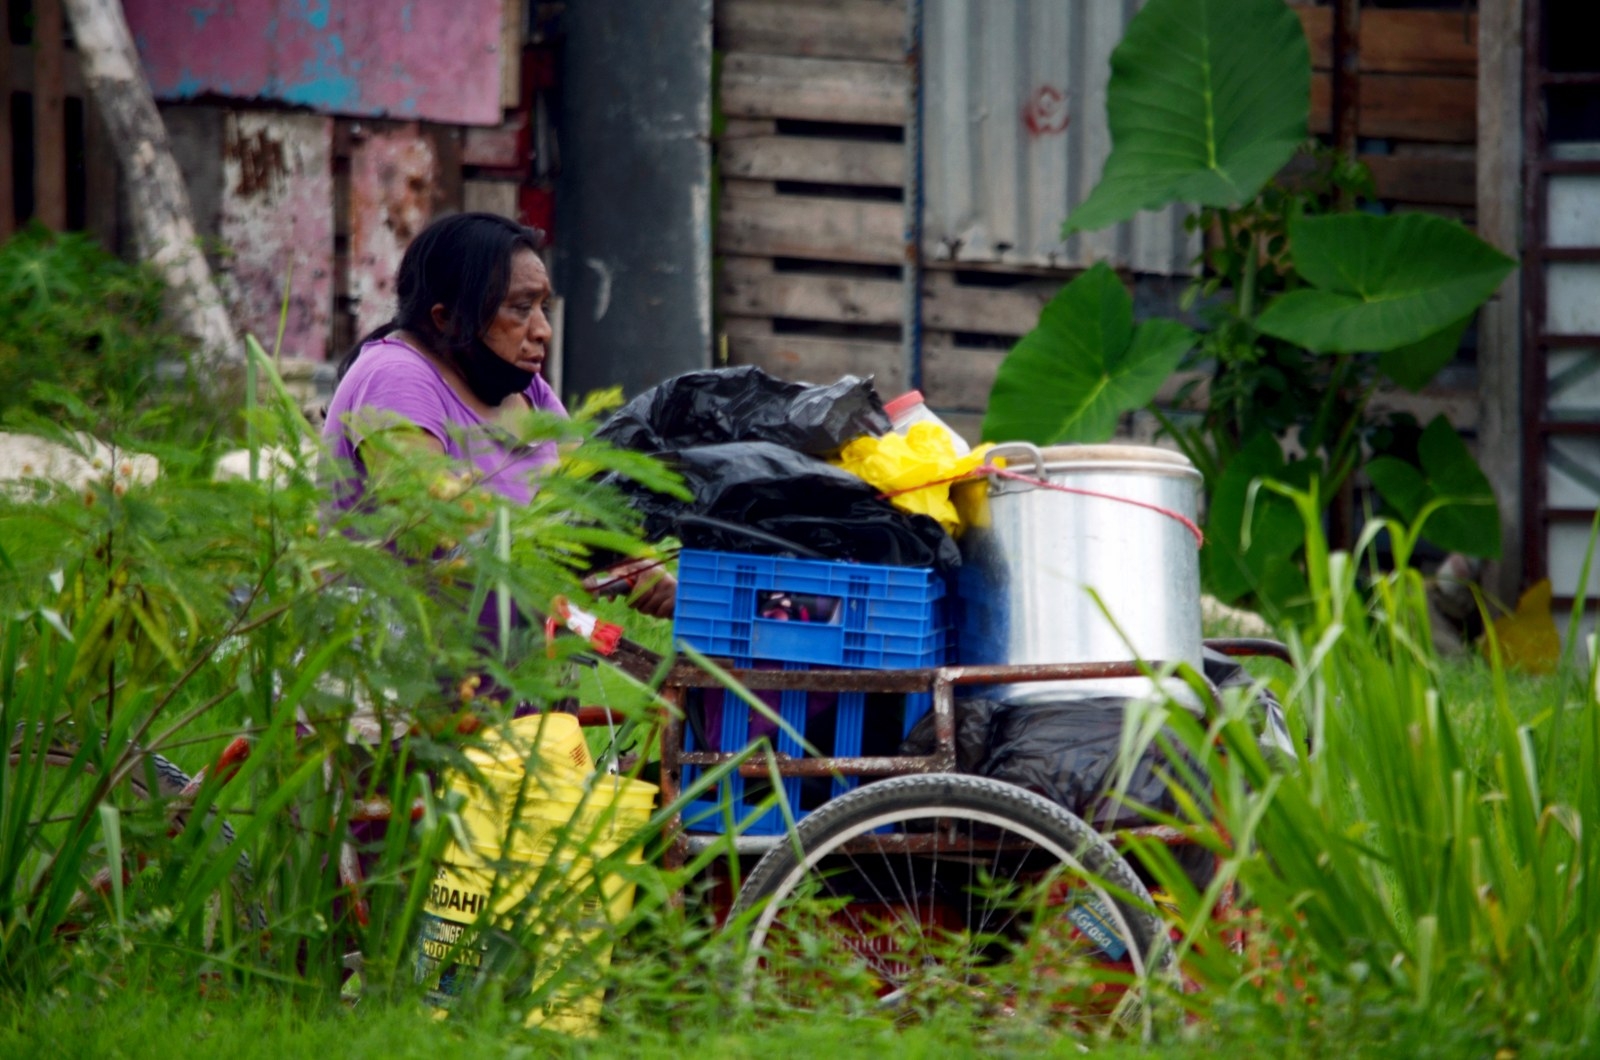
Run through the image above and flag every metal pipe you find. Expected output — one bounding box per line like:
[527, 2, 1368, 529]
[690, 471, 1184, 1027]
[902, 0, 925, 393]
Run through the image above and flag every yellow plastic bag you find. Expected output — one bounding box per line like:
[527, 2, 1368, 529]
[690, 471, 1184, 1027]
[832, 422, 990, 536]
[1483, 578, 1561, 674]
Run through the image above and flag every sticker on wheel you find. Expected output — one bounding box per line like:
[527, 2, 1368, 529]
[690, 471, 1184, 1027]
[1065, 893, 1129, 961]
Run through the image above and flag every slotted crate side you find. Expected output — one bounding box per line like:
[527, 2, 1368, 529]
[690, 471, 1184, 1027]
[673, 549, 950, 670]
[679, 679, 934, 835]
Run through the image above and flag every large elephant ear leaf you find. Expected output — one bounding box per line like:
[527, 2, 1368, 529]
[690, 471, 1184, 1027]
[1064, 0, 1311, 233]
[983, 265, 1195, 444]
[1378, 313, 1473, 392]
[1203, 431, 1314, 607]
[1256, 213, 1516, 353]
[1366, 415, 1501, 558]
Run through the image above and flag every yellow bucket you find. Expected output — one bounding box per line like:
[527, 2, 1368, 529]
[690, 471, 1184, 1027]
[416, 720, 657, 1035]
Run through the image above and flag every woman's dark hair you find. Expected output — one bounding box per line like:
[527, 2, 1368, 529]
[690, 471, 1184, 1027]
[337, 212, 544, 380]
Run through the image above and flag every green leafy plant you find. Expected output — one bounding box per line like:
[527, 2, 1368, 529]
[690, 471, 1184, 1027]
[0, 225, 210, 439]
[983, 0, 1514, 615]
[0, 342, 772, 1011]
[984, 264, 1195, 444]
[1064, 0, 1311, 233]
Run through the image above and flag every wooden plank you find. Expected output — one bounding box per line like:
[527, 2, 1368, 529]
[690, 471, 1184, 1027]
[721, 133, 905, 187]
[1475, 0, 1523, 603]
[920, 271, 1053, 337]
[724, 316, 906, 391]
[718, 189, 904, 263]
[6, 43, 84, 94]
[1311, 72, 1476, 143]
[921, 336, 1001, 413]
[724, 177, 778, 198]
[717, 0, 905, 62]
[0, 0, 12, 240]
[425, 124, 465, 214]
[463, 179, 519, 218]
[32, 0, 66, 229]
[1363, 153, 1476, 207]
[500, 0, 522, 110]
[721, 54, 906, 126]
[1298, 7, 1478, 77]
[83, 100, 120, 251]
[463, 116, 526, 168]
[719, 256, 902, 325]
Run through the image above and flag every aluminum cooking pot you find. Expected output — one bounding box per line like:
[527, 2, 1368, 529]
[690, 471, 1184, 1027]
[954, 442, 1203, 704]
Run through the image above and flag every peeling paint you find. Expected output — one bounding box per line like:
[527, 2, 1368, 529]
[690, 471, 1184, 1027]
[220, 112, 336, 361]
[124, 0, 503, 125]
[350, 126, 440, 339]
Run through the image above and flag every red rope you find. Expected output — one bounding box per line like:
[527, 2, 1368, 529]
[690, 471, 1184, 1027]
[879, 465, 1204, 548]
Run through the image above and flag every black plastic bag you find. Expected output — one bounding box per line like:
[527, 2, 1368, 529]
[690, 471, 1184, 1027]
[618, 441, 961, 570]
[899, 696, 1205, 831]
[1203, 646, 1296, 757]
[978, 698, 1203, 831]
[897, 697, 1000, 774]
[597, 365, 890, 455]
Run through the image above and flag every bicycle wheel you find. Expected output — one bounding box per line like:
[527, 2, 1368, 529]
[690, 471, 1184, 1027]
[733, 773, 1171, 1030]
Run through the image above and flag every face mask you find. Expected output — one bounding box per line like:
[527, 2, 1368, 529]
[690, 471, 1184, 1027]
[457, 339, 535, 405]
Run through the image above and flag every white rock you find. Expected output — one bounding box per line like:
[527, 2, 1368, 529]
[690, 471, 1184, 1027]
[0, 431, 160, 492]
[213, 443, 318, 487]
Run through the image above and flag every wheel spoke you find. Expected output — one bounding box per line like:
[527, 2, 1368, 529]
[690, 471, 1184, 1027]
[738, 774, 1169, 1030]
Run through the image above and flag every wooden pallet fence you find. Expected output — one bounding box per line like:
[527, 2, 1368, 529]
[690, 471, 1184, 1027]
[2, 0, 120, 246]
[715, 0, 913, 394]
[1297, 4, 1478, 213]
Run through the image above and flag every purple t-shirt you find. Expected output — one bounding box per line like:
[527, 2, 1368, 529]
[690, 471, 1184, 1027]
[322, 336, 568, 512]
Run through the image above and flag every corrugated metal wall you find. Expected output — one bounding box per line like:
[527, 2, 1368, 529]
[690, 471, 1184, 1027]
[922, 0, 1196, 275]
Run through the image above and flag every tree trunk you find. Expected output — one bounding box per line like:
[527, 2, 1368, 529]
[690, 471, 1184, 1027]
[59, 0, 241, 365]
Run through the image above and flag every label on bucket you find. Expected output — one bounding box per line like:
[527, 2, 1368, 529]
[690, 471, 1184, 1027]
[415, 864, 494, 1009]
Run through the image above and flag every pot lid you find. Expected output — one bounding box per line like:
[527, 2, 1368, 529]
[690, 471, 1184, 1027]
[1036, 443, 1196, 470]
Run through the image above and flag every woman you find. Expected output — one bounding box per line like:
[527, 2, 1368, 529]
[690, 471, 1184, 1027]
[323, 211, 674, 617]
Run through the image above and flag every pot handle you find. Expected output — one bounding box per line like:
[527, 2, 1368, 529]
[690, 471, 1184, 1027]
[981, 441, 1045, 493]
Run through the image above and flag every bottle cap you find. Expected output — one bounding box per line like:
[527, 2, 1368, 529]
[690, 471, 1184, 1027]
[883, 390, 926, 419]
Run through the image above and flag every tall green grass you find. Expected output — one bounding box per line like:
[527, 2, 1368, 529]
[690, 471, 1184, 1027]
[0, 345, 792, 1018]
[1121, 485, 1600, 1055]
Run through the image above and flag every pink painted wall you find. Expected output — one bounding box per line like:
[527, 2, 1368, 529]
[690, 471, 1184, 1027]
[349, 125, 441, 339]
[220, 113, 336, 361]
[124, 0, 504, 126]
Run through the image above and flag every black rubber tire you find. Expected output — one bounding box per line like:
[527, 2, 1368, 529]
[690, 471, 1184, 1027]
[733, 773, 1171, 1027]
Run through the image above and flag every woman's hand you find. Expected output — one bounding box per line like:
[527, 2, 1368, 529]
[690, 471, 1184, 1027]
[627, 568, 677, 619]
[584, 558, 676, 619]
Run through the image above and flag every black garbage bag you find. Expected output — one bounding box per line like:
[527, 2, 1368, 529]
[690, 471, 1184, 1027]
[978, 698, 1204, 831]
[899, 696, 1205, 831]
[1203, 646, 1296, 757]
[597, 366, 890, 455]
[897, 697, 1000, 774]
[619, 441, 961, 570]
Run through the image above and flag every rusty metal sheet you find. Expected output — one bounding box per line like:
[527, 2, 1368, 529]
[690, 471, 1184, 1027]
[124, 0, 504, 125]
[348, 124, 440, 339]
[220, 111, 335, 361]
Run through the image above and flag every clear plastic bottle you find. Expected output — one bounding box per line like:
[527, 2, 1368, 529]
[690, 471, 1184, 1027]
[883, 390, 972, 455]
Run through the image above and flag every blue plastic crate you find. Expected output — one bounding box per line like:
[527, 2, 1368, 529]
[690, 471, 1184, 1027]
[673, 550, 950, 670]
[677, 664, 935, 835]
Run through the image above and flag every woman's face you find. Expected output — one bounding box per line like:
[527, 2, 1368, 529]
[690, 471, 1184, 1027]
[480, 248, 553, 376]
